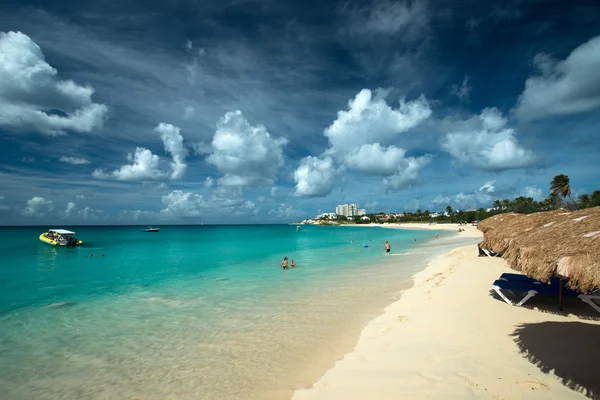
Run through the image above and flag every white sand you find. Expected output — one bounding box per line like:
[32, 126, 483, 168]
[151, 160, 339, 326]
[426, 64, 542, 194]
[294, 238, 600, 399]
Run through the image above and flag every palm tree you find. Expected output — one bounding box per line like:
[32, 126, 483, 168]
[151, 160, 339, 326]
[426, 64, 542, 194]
[502, 199, 510, 210]
[417, 209, 422, 218]
[445, 205, 453, 215]
[550, 174, 571, 199]
[493, 200, 502, 210]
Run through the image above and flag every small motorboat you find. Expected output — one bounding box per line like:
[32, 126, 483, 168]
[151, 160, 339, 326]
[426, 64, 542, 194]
[39, 229, 83, 246]
[142, 226, 160, 232]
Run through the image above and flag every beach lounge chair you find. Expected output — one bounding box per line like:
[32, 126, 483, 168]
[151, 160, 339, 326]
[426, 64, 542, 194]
[491, 276, 600, 313]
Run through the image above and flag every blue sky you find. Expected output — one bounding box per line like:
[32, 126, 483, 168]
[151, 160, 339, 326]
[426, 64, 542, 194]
[1, 0, 599, 225]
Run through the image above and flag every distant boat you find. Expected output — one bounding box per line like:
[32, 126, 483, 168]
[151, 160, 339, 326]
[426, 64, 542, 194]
[296, 226, 301, 231]
[142, 226, 160, 232]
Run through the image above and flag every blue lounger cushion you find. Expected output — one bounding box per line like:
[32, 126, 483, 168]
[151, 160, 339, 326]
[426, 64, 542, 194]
[492, 278, 580, 297]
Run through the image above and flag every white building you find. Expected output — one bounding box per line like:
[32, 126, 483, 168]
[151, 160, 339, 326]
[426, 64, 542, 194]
[336, 203, 359, 217]
[317, 212, 337, 219]
[357, 209, 366, 216]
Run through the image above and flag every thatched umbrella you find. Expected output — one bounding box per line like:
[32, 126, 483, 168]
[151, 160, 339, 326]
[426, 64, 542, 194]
[479, 207, 600, 305]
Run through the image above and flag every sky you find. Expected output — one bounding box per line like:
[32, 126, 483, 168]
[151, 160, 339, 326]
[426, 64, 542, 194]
[1, 0, 600, 225]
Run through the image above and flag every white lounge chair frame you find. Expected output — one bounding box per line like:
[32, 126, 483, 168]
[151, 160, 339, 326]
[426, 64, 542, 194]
[492, 281, 600, 313]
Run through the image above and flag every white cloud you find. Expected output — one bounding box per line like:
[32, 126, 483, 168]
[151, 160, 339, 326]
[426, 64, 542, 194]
[0, 31, 107, 135]
[268, 203, 306, 220]
[155, 123, 188, 180]
[207, 110, 288, 187]
[344, 144, 408, 175]
[93, 147, 164, 180]
[324, 89, 431, 153]
[160, 190, 204, 218]
[76, 194, 85, 200]
[441, 108, 540, 171]
[192, 141, 212, 155]
[382, 155, 432, 190]
[22, 196, 54, 216]
[62, 201, 101, 220]
[94, 123, 188, 181]
[431, 180, 500, 209]
[522, 185, 544, 201]
[479, 180, 496, 193]
[515, 35, 600, 120]
[120, 209, 158, 221]
[160, 187, 258, 219]
[183, 105, 194, 119]
[294, 156, 337, 197]
[343, 0, 429, 41]
[432, 194, 451, 205]
[450, 75, 471, 102]
[0, 195, 8, 211]
[204, 177, 214, 188]
[60, 156, 90, 165]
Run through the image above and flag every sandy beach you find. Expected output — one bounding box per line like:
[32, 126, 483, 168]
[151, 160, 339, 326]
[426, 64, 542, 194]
[294, 225, 600, 399]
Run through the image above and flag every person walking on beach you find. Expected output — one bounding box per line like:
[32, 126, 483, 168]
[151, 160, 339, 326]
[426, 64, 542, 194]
[281, 257, 289, 269]
[384, 241, 391, 255]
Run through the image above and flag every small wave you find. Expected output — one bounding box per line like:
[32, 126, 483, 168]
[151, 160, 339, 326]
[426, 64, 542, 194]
[46, 301, 76, 309]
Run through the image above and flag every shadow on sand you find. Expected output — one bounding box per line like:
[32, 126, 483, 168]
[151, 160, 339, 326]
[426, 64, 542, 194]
[511, 322, 600, 399]
[489, 289, 600, 321]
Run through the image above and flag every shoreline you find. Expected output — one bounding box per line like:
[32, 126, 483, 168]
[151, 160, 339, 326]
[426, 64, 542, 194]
[293, 230, 600, 399]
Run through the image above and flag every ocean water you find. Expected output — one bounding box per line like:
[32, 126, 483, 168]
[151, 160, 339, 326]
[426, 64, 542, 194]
[0, 225, 471, 399]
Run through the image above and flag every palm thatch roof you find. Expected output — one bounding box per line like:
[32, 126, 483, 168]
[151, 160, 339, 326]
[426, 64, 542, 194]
[479, 207, 600, 292]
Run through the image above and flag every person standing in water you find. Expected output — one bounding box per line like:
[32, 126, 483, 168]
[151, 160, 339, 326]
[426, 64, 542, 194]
[384, 241, 391, 255]
[281, 257, 289, 269]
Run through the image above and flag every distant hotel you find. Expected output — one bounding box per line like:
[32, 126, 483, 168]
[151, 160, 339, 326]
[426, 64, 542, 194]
[336, 203, 366, 217]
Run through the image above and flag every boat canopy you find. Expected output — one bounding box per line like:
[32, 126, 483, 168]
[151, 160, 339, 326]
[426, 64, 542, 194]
[49, 229, 76, 235]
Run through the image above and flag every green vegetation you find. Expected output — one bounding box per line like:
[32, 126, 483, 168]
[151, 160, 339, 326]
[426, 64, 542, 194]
[317, 175, 599, 225]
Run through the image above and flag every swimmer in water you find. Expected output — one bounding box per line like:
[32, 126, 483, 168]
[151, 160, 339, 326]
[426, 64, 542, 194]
[291, 260, 296, 267]
[90, 253, 93, 257]
[281, 257, 289, 269]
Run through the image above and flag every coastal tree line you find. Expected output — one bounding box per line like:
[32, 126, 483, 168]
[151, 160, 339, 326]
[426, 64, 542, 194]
[321, 175, 600, 224]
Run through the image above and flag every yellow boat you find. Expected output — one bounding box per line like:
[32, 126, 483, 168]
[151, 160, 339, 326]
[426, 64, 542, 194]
[39, 229, 83, 246]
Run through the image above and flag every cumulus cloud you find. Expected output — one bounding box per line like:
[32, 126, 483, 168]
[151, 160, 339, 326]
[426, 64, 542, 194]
[441, 108, 540, 171]
[294, 156, 337, 197]
[344, 144, 408, 175]
[160, 187, 258, 218]
[479, 180, 496, 193]
[515, 35, 600, 120]
[204, 177, 214, 188]
[94, 123, 188, 181]
[451, 75, 471, 102]
[382, 155, 432, 190]
[22, 196, 54, 216]
[155, 123, 188, 179]
[207, 110, 288, 187]
[93, 147, 164, 180]
[522, 185, 544, 201]
[0, 31, 107, 135]
[324, 89, 431, 152]
[62, 201, 101, 220]
[60, 156, 90, 165]
[431, 181, 499, 209]
[160, 190, 204, 218]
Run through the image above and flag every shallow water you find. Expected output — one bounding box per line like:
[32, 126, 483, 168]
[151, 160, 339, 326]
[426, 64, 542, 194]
[0, 225, 475, 399]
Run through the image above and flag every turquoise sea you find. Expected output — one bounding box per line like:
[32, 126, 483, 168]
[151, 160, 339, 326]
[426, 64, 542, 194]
[0, 225, 472, 399]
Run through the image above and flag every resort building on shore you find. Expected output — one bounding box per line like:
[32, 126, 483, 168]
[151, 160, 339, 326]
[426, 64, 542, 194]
[336, 203, 366, 217]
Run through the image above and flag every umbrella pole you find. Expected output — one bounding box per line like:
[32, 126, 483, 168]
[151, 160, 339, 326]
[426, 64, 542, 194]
[559, 278, 564, 311]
